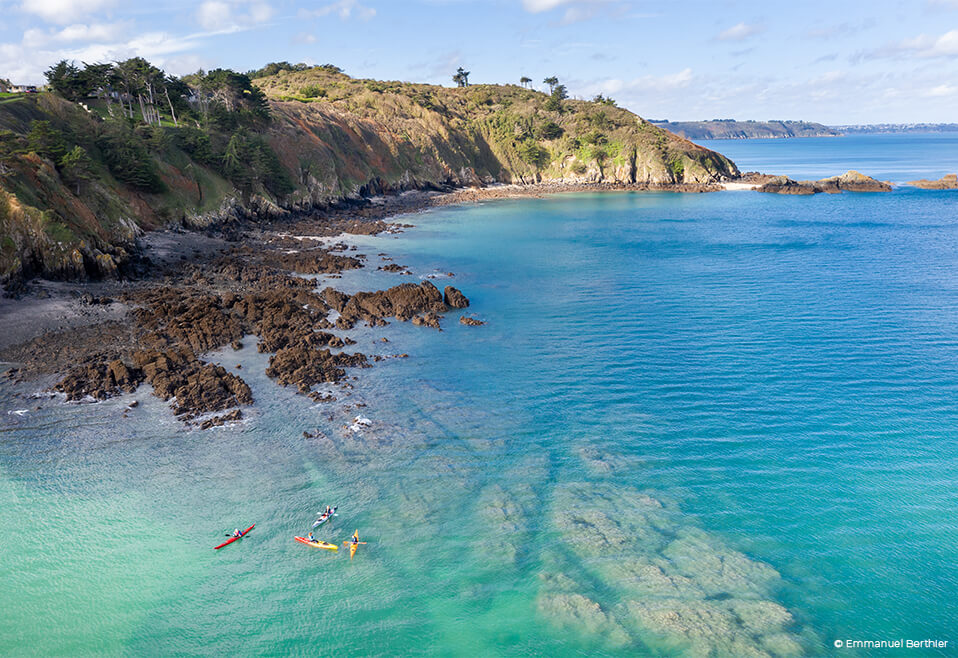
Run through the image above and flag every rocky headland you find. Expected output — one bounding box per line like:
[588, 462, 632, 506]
[0, 63, 739, 289]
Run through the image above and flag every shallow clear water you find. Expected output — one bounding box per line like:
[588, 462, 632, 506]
[2, 135, 958, 655]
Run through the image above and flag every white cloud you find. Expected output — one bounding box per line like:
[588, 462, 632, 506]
[585, 67, 693, 97]
[21, 22, 129, 49]
[717, 22, 763, 41]
[0, 26, 229, 83]
[302, 0, 376, 20]
[903, 29, 958, 56]
[195, 1, 274, 32]
[863, 28, 958, 60]
[520, 0, 623, 23]
[927, 83, 958, 96]
[197, 1, 232, 31]
[522, 0, 603, 11]
[19, 0, 117, 25]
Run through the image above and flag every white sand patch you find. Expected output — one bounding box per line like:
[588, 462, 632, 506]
[722, 182, 757, 191]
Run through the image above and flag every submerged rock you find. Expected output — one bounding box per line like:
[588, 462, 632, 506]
[541, 482, 807, 656]
[199, 408, 243, 430]
[537, 591, 631, 649]
[621, 598, 802, 658]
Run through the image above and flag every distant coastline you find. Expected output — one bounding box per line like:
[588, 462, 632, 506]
[654, 119, 958, 140]
[651, 119, 839, 140]
[832, 123, 958, 134]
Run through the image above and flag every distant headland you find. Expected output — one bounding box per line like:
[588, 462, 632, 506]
[650, 119, 839, 140]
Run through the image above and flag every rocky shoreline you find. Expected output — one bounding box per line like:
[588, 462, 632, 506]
[0, 173, 913, 428]
[0, 189, 482, 429]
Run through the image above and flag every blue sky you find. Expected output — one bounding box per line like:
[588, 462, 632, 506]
[1, 0, 957, 123]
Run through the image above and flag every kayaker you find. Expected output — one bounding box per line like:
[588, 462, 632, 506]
[232, 528, 242, 538]
[349, 531, 359, 546]
[307, 532, 316, 542]
[324, 505, 333, 516]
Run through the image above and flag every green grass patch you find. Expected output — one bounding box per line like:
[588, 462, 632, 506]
[43, 219, 77, 243]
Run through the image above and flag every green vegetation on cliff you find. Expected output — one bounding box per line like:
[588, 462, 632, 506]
[0, 60, 738, 284]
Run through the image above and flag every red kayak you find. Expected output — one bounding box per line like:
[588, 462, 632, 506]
[214, 524, 255, 550]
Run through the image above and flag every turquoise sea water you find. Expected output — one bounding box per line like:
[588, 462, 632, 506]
[2, 135, 958, 655]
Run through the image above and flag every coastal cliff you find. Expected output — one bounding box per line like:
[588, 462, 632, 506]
[0, 65, 738, 285]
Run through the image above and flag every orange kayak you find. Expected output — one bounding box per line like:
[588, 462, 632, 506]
[344, 530, 365, 559]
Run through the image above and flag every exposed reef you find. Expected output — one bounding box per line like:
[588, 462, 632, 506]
[321, 281, 469, 330]
[755, 170, 891, 195]
[907, 174, 958, 190]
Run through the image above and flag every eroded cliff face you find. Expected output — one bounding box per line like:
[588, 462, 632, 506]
[1, 78, 739, 285]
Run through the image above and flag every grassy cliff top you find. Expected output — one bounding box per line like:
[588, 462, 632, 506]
[253, 67, 739, 186]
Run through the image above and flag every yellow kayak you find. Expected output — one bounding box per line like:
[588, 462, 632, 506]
[294, 536, 338, 551]
[344, 530, 366, 559]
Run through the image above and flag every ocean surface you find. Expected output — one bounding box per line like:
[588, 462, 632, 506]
[2, 134, 958, 656]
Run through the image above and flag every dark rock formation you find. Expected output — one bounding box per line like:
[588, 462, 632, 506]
[266, 346, 368, 392]
[55, 357, 144, 401]
[260, 247, 363, 274]
[128, 289, 245, 353]
[443, 286, 469, 309]
[754, 176, 816, 195]
[131, 348, 253, 420]
[460, 316, 485, 326]
[332, 280, 448, 328]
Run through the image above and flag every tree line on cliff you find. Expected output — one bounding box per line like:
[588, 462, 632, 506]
[30, 58, 291, 197]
